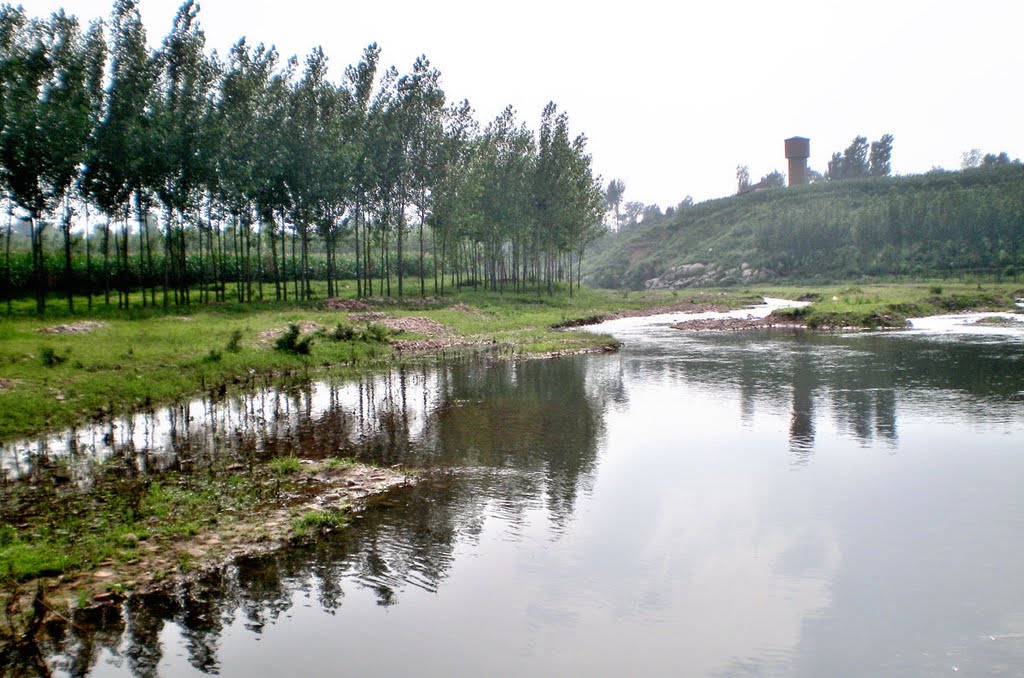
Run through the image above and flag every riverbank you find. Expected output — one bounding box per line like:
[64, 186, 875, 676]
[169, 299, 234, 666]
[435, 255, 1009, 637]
[2, 280, 1021, 658]
[669, 283, 1023, 332]
[0, 456, 411, 657]
[0, 286, 759, 443]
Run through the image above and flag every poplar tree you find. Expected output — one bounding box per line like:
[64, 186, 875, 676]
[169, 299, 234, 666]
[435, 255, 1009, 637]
[152, 0, 217, 306]
[82, 0, 158, 308]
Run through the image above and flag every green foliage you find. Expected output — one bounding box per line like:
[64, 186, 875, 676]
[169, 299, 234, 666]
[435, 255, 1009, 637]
[274, 323, 314, 355]
[584, 165, 1024, 289]
[328, 321, 355, 342]
[361, 322, 391, 344]
[225, 329, 244, 353]
[39, 346, 66, 367]
[291, 509, 348, 539]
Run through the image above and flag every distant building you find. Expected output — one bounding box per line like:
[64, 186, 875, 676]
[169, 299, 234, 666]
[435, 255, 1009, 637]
[785, 136, 810, 186]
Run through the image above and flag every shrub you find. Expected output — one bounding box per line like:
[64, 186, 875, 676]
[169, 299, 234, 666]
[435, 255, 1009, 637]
[275, 324, 314, 355]
[329, 322, 355, 342]
[225, 329, 244, 353]
[361, 322, 391, 344]
[40, 346, 66, 367]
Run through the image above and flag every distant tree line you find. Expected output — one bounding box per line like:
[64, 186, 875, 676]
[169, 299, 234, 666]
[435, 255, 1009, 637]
[0, 0, 605, 314]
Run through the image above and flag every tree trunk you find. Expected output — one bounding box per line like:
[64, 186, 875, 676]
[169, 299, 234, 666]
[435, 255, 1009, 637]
[102, 220, 111, 306]
[396, 199, 405, 298]
[62, 197, 74, 313]
[84, 205, 92, 311]
[354, 205, 362, 299]
[29, 214, 46, 315]
[5, 203, 13, 315]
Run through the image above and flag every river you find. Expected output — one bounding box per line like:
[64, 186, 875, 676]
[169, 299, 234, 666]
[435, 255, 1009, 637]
[9, 301, 1024, 677]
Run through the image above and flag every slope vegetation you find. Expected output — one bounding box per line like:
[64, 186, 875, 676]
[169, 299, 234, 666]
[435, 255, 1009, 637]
[583, 165, 1024, 289]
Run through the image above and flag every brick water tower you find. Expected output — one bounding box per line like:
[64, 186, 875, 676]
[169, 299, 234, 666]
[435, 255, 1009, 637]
[784, 136, 810, 187]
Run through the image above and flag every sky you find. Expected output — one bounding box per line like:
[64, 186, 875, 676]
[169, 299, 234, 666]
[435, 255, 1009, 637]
[13, 0, 1024, 209]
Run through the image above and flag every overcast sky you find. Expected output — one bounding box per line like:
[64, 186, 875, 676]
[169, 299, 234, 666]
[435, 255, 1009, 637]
[13, 0, 1024, 208]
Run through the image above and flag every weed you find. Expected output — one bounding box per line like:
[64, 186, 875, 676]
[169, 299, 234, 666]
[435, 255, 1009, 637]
[929, 285, 944, 295]
[203, 349, 222, 363]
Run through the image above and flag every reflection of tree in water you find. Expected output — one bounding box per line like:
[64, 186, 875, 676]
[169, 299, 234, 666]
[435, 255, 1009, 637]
[653, 331, 1022, 460]
[31, 356, 608, 675]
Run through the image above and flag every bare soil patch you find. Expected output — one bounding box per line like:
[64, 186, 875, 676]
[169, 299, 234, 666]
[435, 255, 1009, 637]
[256, 321, 324, 344]
[671, 314, 806, 331]
[552, 299, 748, 329]
[324, 298, 370, 311]
[38, 321, 107, 334]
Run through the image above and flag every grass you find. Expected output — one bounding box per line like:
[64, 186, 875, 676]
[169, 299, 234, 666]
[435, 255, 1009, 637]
[268, 455, 301, 475]
[748, 281, 1022, 329]
[291, 509, 349, 540]
[0, 455, 332, 585]
[0, 281, 731, 442]
[3, 279, 1019, 442]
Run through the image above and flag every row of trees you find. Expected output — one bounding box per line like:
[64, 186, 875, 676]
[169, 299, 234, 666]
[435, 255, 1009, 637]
[0, 0, 605, 314]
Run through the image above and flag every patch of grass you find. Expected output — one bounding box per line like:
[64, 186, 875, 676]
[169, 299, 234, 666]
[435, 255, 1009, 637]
[324, 456, 358, 470]
[0, 541, 72, 580]
[268, 456, 301, 475]
[291, 509, 348, 539]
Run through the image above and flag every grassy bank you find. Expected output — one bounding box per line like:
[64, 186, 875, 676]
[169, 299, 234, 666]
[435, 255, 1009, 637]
[0, 283, 753, 442]
[0, 454, 410, 648]
[750, 281, 1022, 329]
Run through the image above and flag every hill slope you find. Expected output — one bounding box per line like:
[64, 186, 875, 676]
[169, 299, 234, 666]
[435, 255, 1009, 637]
[583, 165, 1024, 289]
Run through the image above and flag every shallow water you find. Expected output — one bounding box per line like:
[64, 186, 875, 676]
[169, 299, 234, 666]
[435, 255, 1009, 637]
[13, 303, 1024, 677]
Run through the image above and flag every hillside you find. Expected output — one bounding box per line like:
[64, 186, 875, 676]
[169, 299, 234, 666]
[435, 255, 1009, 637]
[582, 165, 1024, 289]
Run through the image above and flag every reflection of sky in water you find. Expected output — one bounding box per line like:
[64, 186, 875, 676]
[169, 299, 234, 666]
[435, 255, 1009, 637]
[26, 304, 1024, 677]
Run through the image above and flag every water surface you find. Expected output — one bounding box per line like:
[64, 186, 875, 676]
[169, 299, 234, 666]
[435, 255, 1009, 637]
[15, 304, 1024, 677]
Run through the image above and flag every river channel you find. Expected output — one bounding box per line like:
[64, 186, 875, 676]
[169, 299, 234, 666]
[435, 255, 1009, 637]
[7, 301, 1024, 677]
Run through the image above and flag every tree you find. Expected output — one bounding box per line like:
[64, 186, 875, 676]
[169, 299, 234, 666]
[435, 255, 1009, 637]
[981, 151, 1012, 168]
[736, 165, 750, 193]
[869, 133, 894, 177]
[82, 0, 155, 309]
[0, 9, 98, 313]
[152, 0, 218, 306]
[623, 200, 644, 227]
[961, 148, 982, 169]
[759, 170, 786, 188]
[604, 178, 624, 230]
